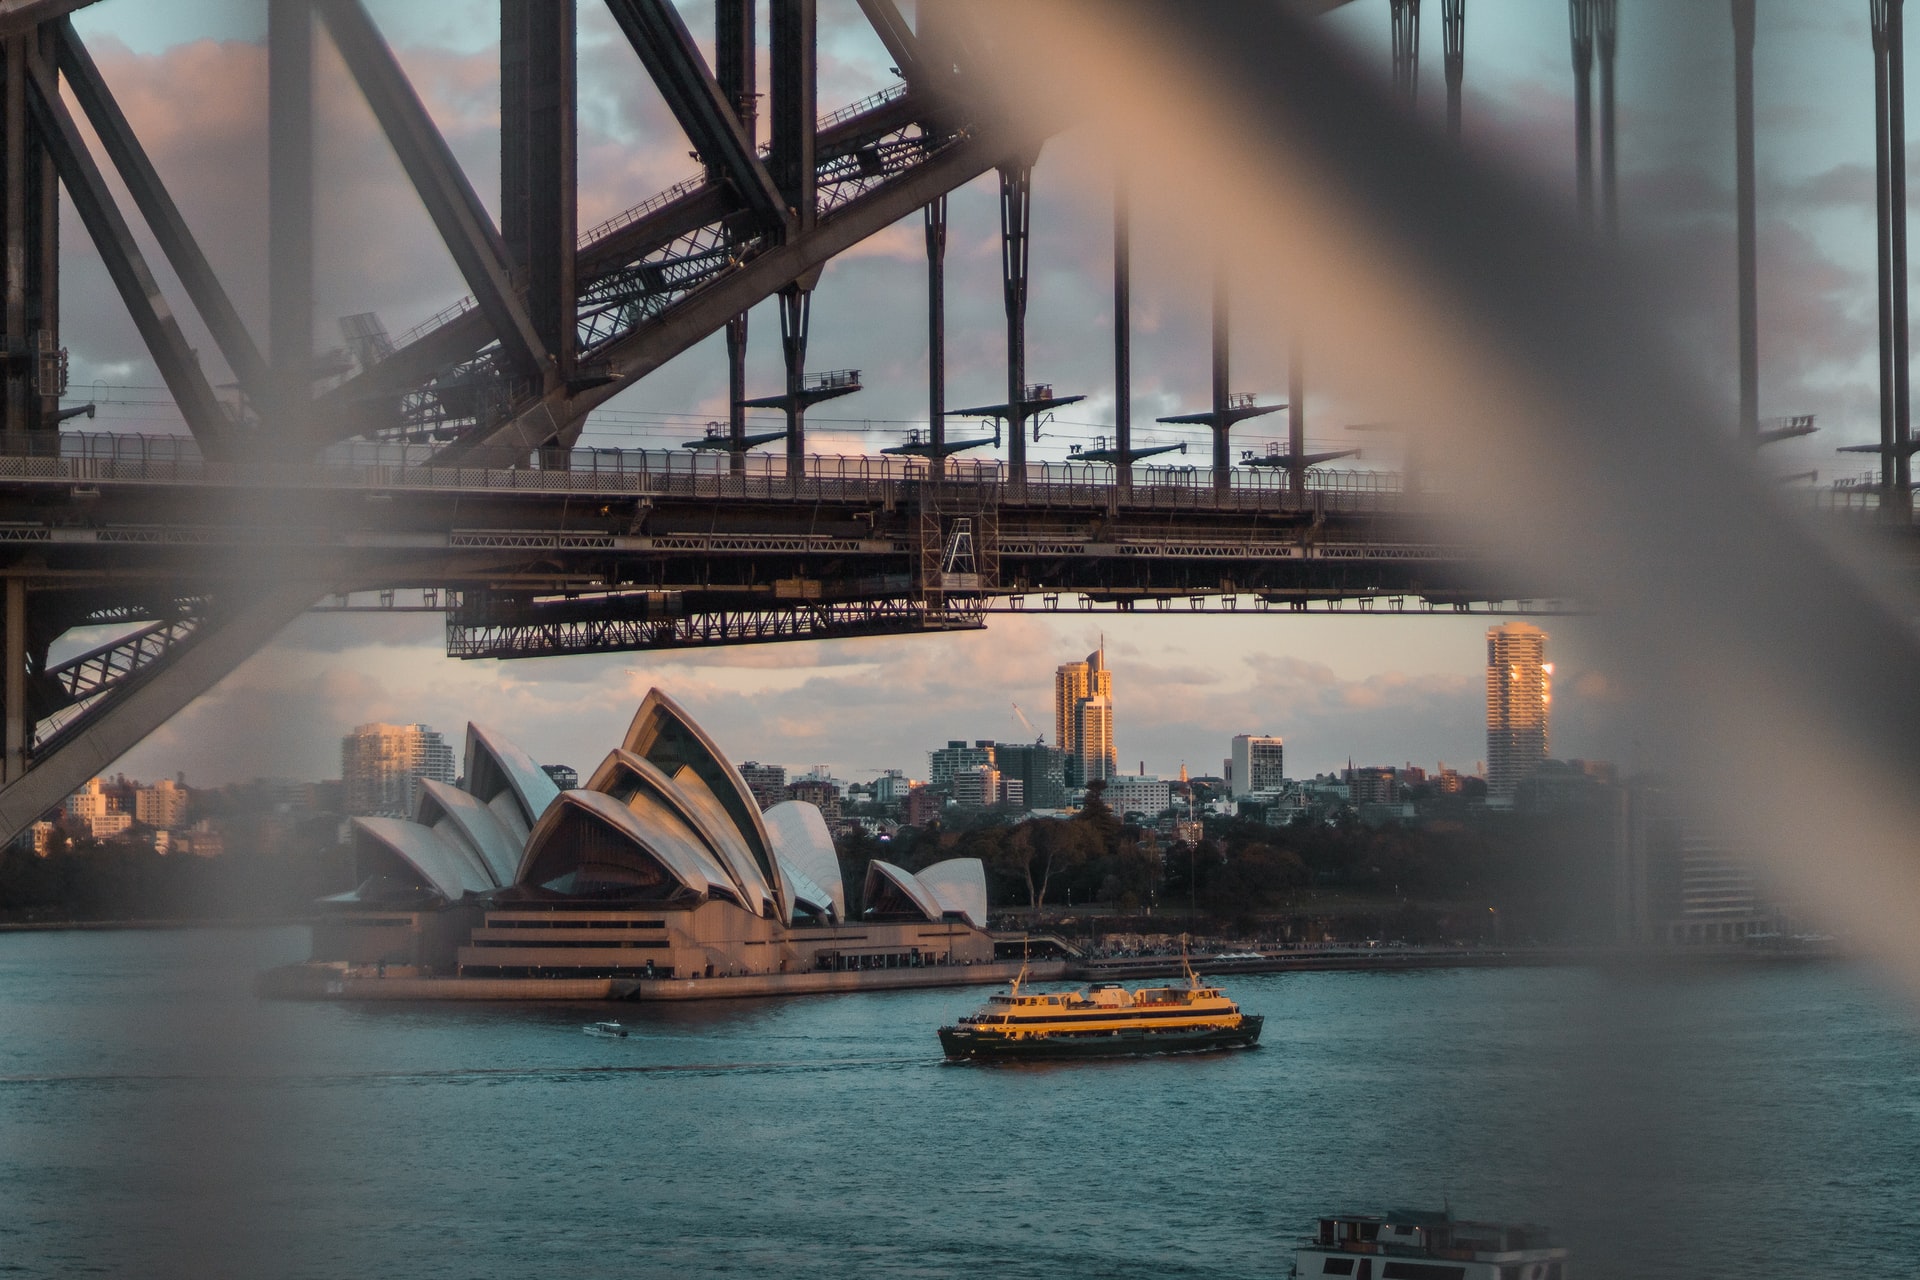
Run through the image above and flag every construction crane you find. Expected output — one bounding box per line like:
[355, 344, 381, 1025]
[1011, 703, 1044, 744]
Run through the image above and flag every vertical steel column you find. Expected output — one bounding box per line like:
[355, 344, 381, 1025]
[2, 577, 22, 785]
[1598, 0, 1618, 239]
[1733, 0, 1758, 443]
[501, 0, 574, 388]
[718, 0, 755, 471]
[1390, 0, 1420, 109]
[1442, 0, 1464, 138]
[780, 284, 810, 477]
[1000, 160, 1033, 475]
[4, 37, 28, 437]
[926, 194, 947, 479]
[1210, 260, 1231, 497]
[1113, 169, 1131, 497]
[716, 0, 755, 127]
[726, 314, 749, 470]
[269, 0, 313, 427]
[1570, 0, 1595, 225]
[1289, 342, 1306, 501]
[1893, 0, 1913, 508]
[28, 25, 54, 436]
[1874, 0, 1897, 501]
[770, 0, 816, 231]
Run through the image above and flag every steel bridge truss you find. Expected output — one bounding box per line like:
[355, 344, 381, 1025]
[446, 589, 983, 660]
[0, 0, 1033, 838]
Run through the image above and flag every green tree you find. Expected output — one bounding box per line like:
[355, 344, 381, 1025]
[991, 818, 1098, 909]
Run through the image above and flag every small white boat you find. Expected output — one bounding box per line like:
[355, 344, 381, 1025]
[583, 1020, 628, 1038]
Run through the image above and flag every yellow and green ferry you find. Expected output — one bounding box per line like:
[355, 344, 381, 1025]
[937, 962, 1263, 1062]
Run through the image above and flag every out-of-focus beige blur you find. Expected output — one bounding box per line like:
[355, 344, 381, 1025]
[960, 0, 1920, 995]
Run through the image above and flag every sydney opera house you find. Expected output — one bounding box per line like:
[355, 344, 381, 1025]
[289, 690, 996, 996]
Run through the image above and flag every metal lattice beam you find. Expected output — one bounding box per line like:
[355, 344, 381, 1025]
[447, 593, 981, 659]
[30, 609, 203, 750]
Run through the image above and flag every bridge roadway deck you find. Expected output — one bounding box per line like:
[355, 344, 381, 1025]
[0, 441, 1551, 617]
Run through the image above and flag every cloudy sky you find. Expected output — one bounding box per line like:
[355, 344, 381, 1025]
[56, 1, 1891, 785]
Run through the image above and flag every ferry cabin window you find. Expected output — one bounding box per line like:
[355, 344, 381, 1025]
[1379, 1264, 1467, 1280]
[1320, 1259, 1356, 1275]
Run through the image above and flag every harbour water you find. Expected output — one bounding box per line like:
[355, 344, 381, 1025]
[2, 927, 1917, 1278]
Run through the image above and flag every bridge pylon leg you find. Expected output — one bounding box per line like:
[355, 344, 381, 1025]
[779, 282, 811, 479]
[1113, 168, 1131, 498]
[1000, 160, 1032, 484]
[1210, 259, 1231, 499]
[926, 195, 947, 481]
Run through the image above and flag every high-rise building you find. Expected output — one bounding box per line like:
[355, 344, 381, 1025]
[1485, 622, 1551, 804]
[64, 777, 109, 823]
[951, 765, 1002, 809]
[738, 761, 788, 811]
[1103, 774, 1171, 818]
[1348, 766, 1399, 807]
[342, 722, 456, 817]
[785, 778, 842, 823]
[134, 778, 189, 829]
[872, 770, 915, 806]
[1230, 735, 1285, 797]
[1055, 640, 1116, 786]
[995, 743, 1068, 809]
[929, 740, 996, 789]
[1075, 694, 1116, 785]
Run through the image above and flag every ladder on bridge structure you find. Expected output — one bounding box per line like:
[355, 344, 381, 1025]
[918, 490, 999, 622]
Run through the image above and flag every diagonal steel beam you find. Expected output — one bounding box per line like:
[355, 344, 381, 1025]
[0, 585, 316, 845]
[54, 21, 271, 403]
[314, 0, 548, 381]
[22, 47, 234, 453]
[854, 0, 922, 80]
[602, 0, 791, 231]
[451, 130, 1007, 456]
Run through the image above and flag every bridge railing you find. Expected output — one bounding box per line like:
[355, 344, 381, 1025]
[0, 430, 1420, 512]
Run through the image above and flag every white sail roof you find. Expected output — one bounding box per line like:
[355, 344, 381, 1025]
[413, 778, 519, 888]
[515, 790, 728, 902]
[621, 690, 782, 918]
[585, 748, 773, 914]
[863, 859, 946, 923]
[763, 800, 845, 922]
[464, 723, 560, 834]
[915, 858, 989, 928]
[352, 816, 494, 902]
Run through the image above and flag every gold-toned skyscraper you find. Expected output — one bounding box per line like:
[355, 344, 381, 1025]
[1054, 640, 1117, 786]
[1486, 622, 1551, 803]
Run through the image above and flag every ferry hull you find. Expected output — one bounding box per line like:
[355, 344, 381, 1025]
[938, 1014, 1263, 1062]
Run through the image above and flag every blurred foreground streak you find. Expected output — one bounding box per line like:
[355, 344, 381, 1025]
[966, 0, 1920, 989]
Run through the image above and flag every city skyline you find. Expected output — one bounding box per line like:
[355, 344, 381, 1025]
[96, 611, 1627, 791]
